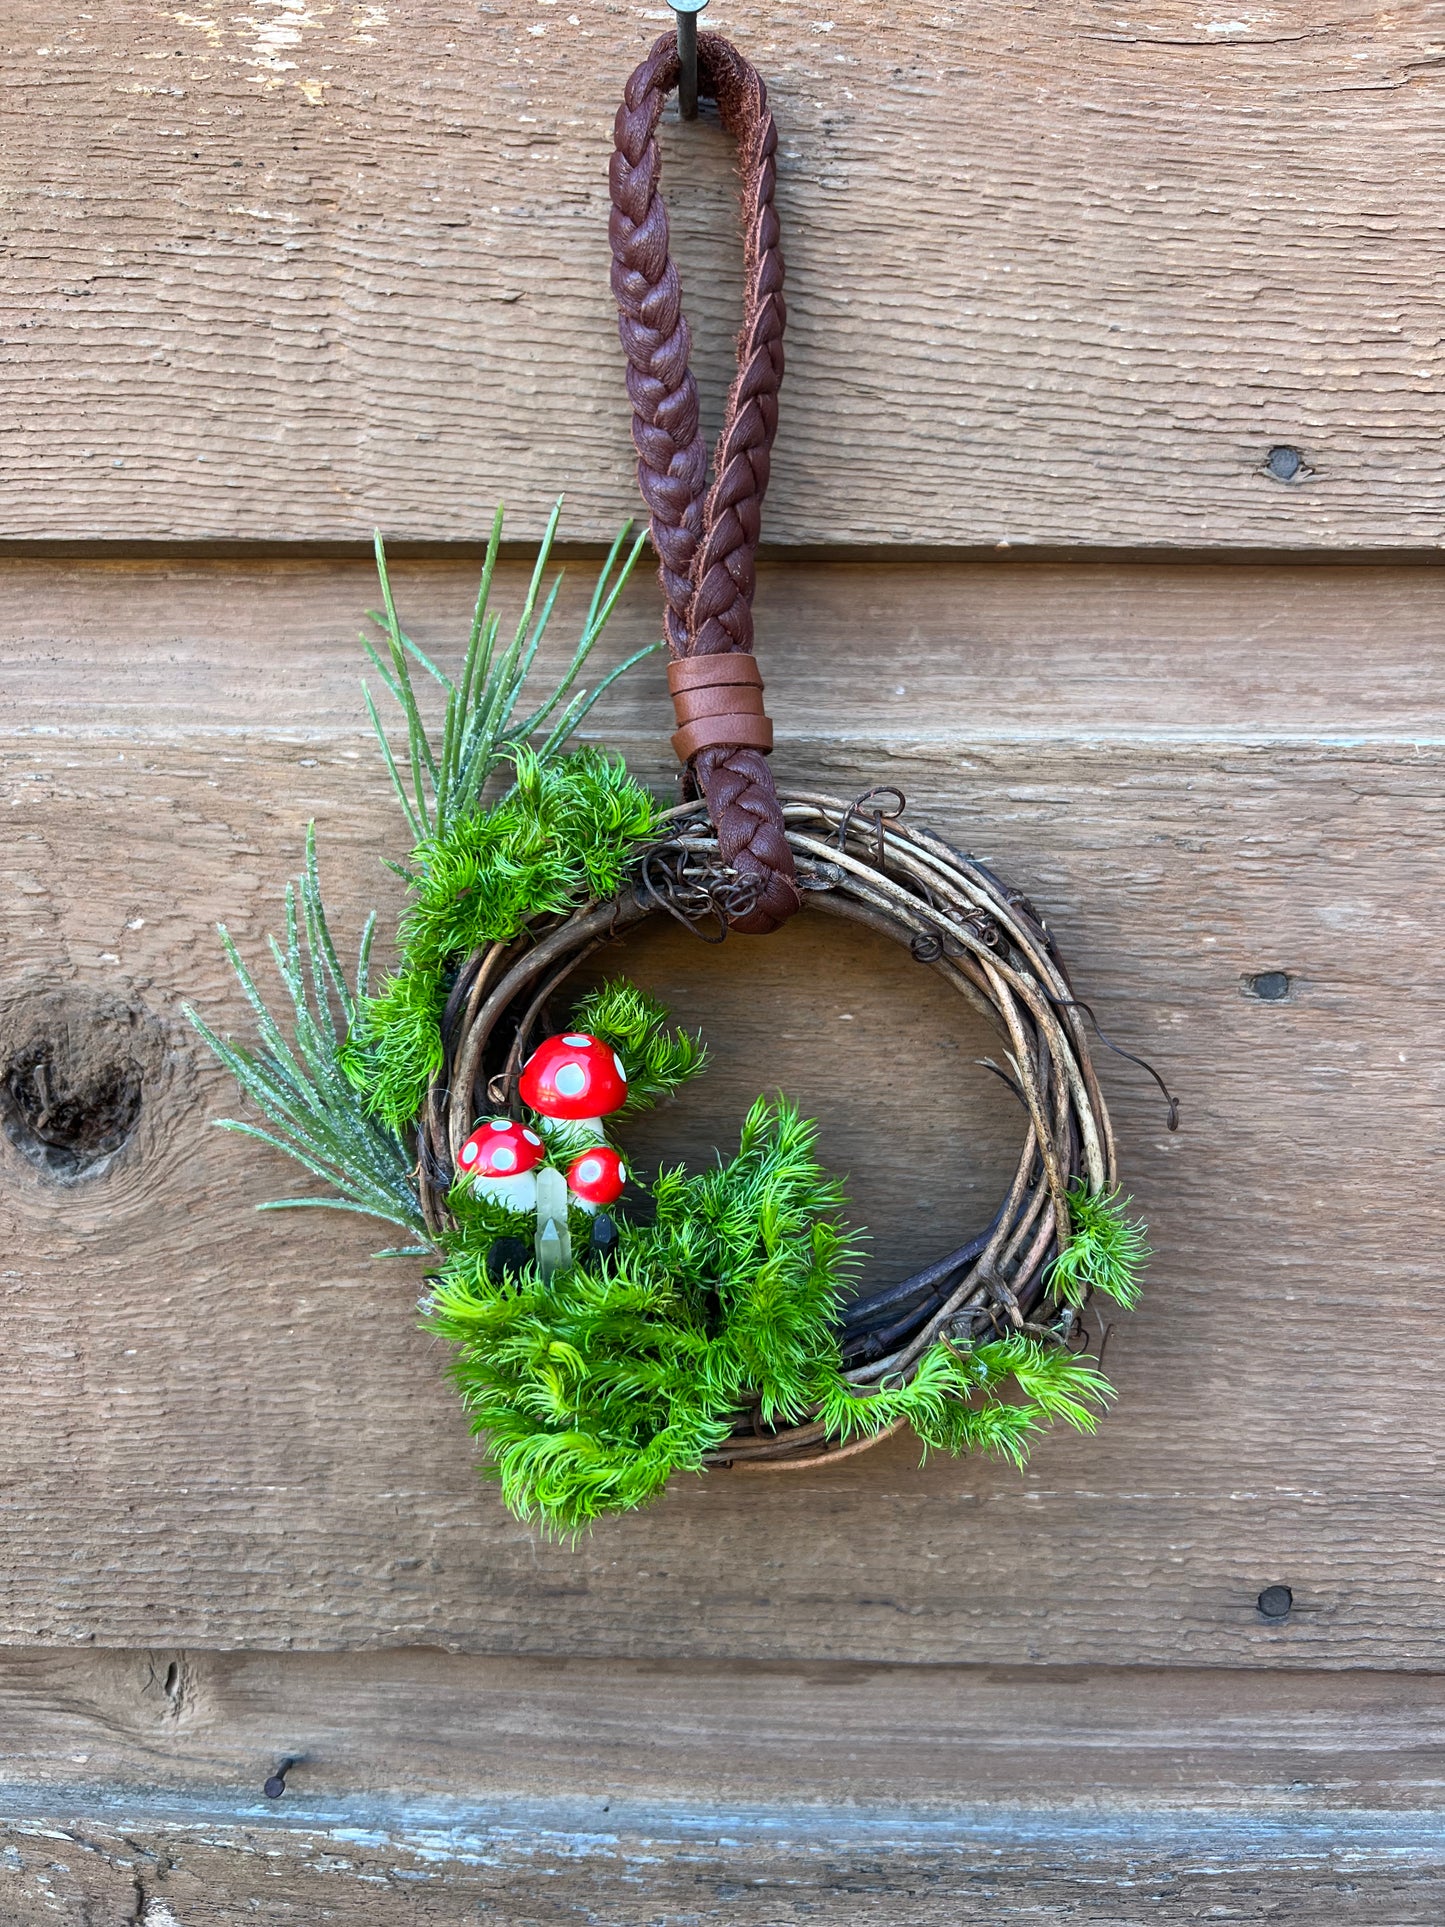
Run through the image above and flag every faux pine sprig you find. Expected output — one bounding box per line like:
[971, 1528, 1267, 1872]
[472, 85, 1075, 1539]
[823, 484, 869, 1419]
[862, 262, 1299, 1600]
[185, 828, 427, 1245]
[569, 980, 708, 1117]
[816, 1332, 1114, 1460]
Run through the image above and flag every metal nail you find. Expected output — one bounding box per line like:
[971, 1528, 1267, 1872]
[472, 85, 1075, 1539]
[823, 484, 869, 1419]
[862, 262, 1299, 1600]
[263, 1757, 300, 1799]
[671, 0, 709, 120]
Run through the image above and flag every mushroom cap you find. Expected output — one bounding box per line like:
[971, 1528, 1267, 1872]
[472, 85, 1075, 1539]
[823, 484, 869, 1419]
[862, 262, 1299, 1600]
[519, 1032, 628, 1120]
[457, 1117, 546, 1182]
[566, 1145, 627, 1208]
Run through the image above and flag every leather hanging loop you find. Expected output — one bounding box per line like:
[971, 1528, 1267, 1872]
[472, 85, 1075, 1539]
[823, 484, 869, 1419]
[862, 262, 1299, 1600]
[610, 30, 800, 935]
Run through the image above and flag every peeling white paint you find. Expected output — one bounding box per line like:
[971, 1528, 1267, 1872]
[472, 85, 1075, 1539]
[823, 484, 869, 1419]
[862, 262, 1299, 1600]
[1194, 8, 1275, 30]
[233, 0, 324, 81]
[172, 11, 224, 46]
[225, 204, 302, 222]
[351, 3, 388, 43]
[168, 0, 389, 101]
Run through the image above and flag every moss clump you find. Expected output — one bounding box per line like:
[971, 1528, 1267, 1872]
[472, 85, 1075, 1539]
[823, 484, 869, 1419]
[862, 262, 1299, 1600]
[427, 1097, 1116, 1534]
[1049, 1181, 1150, 1309]
[343, 749, 663, 1128]
[569, 979, 708, 1117]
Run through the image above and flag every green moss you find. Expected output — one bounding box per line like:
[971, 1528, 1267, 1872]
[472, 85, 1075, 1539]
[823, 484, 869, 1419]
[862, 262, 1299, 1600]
[1049, 1181, 1150, 1308]
[401, 747, 659, 967]
[568, 979, 708, 1117]
[427, 1097, 1116, 1533]
[345, 748, 663, 1128]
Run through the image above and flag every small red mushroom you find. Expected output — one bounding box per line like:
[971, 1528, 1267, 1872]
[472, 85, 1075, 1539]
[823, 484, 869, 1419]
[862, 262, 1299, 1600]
[457, 1117, 546, 1209]
[566, 1144, 627, 1212]
[519, 1032, 628, 1144]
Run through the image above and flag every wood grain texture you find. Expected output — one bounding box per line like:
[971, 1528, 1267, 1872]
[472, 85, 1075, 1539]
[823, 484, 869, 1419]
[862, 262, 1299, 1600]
[5, 1649, 1445, 1813]
[4, 3, 1445, 548]
[7, 551, 1445, 742]
[4, 1651, 1445, 1924]
[3, 548, 1444, 1661]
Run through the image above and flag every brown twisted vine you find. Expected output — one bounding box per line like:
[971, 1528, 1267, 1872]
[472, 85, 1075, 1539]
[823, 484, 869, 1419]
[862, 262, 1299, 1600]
[609, 30, 800, 935]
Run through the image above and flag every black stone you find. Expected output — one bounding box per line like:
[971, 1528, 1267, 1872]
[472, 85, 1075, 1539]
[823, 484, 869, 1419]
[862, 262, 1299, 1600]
[486, 1236, 531, 1284]
[589, 1213, 620, 1260]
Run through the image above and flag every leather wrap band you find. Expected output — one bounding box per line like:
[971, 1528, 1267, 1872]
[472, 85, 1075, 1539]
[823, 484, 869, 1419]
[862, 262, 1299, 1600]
[667, 655, 764, 693]
[672, 711, 774, 761]
[667, 654, 772, 760]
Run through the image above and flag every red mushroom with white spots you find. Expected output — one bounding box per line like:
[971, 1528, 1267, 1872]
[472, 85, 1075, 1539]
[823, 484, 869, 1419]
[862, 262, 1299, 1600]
[456, 1117, 546, 1210]
[566, 1144, 627, 1213]
[518, 1032, 628, 1147]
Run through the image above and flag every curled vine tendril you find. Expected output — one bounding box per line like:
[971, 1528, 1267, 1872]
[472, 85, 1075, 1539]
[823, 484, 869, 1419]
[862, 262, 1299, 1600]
[636, 847, 764, 944]
[836, 784, 908, 867]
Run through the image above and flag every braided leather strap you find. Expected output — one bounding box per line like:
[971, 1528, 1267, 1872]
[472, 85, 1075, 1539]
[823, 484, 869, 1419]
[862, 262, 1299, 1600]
[610, 29, 800, 935]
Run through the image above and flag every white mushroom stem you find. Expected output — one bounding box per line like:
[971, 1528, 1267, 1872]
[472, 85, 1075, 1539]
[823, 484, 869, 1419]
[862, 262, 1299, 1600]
[471, 1170, 538, 1212]
[535, 1115, 607, 1154]
[534, 1166, 572, 1282]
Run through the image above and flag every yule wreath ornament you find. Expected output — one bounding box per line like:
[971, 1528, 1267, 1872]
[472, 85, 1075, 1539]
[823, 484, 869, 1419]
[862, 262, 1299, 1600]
[190, 27, 1173, 1535]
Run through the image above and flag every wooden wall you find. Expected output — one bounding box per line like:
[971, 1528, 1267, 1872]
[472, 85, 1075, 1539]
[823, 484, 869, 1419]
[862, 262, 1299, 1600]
[3, 2, 1443, 1919]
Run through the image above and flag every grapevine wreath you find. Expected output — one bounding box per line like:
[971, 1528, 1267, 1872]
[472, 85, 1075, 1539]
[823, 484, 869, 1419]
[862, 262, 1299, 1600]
[193, 27, 1173, 1533]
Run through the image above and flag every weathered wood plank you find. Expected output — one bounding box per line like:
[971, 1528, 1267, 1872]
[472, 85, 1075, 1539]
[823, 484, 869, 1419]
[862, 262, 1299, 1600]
[4, 1654, 1445, 1925]
[7, 551, 1445, 740]
[7, 1809, 1443, 1925]
[3, 688, 1443, 1661]
[4, 3, 1444, 547]
[5, 1650, 1445, 1813]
